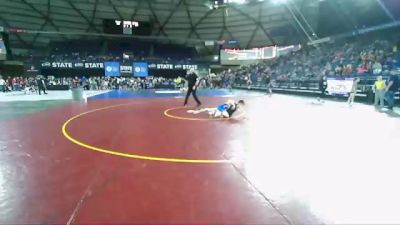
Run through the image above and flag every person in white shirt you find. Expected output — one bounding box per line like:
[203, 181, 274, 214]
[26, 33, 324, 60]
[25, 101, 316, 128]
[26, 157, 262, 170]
[372, 61, 382, 75]
[0, 75, 6, 92]
[347, 77, 360, 106]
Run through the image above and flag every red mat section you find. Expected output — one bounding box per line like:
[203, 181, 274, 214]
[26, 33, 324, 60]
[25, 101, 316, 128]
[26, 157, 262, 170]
[0, 98, 290, 225]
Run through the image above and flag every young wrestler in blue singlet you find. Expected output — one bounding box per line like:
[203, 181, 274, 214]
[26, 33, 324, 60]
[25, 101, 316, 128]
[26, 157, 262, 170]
[187, 99, 245, 118]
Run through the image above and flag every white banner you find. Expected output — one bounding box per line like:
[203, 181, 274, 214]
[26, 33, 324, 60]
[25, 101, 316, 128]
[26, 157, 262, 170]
[84, 62, 103, 68]
[327, 78, 354, 96]
[51, 62, 73, 68]
[149, 64, 198, 70]
[41, 62, 104, 68]
[120, 65, 132, 73]
[205, 40, 215, 46]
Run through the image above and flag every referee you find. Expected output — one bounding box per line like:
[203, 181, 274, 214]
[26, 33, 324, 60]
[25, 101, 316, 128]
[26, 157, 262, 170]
[36, 75, 48, 95]
[183, 69, 202, 107]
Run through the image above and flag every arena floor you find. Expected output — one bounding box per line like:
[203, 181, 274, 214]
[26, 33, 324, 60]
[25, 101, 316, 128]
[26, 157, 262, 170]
[1, 89, 400, 225]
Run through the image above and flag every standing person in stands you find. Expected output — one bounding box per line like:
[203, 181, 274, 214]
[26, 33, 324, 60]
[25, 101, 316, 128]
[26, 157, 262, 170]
[81, 76, 89, 90]
[265, 74, 272, 97]
[175, 76, 182, 89]
[384, 73, 400, 110]
[72, 76, 79, 88]
[7, 76, 13, 91]
[13, 77, 19, 91]
[373, 76, 386, 109]
[317, 76, 327, 103]
[183, 69, 201, 107]
[0, 75, 6, 92]
[347, 77, 360, 106]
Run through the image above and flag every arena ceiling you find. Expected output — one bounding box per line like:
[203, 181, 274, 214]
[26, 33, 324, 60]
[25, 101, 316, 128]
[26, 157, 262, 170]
[0, 0, 323, 52]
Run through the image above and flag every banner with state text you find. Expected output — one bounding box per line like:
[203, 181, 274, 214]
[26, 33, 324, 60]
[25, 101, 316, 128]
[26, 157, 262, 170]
[39, 61, 209, 77]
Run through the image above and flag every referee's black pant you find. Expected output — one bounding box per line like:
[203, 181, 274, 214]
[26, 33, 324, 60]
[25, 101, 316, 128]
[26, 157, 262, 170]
[38, 86, 47, 95]
[184, 87, 201, 106]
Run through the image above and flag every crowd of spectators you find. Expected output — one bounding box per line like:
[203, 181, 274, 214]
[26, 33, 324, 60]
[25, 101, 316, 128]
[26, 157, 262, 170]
[69, 76, 177, 90]
[44, 40, 199, 64]
[41, 52, 200, 65]
[4, 37, 400, 95]
[0, 75, 178, 93]
[217, 38, 400, 87]
[0, 76, 37, 92]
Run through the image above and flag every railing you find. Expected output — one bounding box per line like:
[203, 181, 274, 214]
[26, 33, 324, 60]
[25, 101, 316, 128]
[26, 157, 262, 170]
[234, 78, 400, 103]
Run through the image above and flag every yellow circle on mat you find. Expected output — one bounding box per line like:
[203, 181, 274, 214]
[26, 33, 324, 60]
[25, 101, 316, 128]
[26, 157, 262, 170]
[163, 106, 230, 121]
[62, 103, 229, 164]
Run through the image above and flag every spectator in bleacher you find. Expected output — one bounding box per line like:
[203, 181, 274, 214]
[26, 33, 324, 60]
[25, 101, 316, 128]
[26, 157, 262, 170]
[335, 64, 343, 76]
[373, 76, 386, 109]
[372, 61, 382, 75]
[89, 77, 97, 90]
[13, 77, 19, 91]
[81, 76, 89, 90]
[360, 51, 369, 70]
[0, 75, 6, 92]
[357, 64, 368, 75]
[368, 51, 375, 62]
[385, 73, 400, 110]
[343, 64, 353, 76]
[101, 78, 108, 90]
[325, 62, 332, 72]
[264, 74, 272, 96]
[317, 76, 327, 102]
[19, 77, 25, 89]
[366, 61, 373, 73]
[7, 77, 13, 91]
[72, 77, 79, 88]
